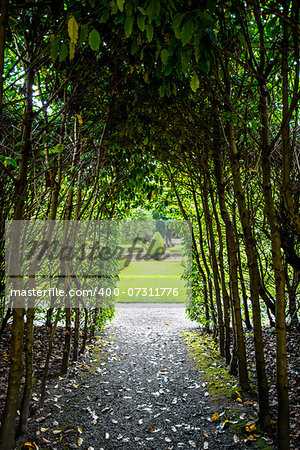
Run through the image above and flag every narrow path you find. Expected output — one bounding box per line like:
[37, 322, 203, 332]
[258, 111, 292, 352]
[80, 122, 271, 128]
[25, 304, 253, 449]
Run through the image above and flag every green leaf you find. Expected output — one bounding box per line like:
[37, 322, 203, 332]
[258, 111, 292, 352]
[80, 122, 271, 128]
[198, 11, 214, 27]
[125, 2, 133, 15]
[172, 12, 187, 29]
[146, 23, 154, 42]
[160, 48, 169, 65]
[59, 43, 68, 62]
[137, 12, 145, 31]
[159, 84, 165, 97]
[5, 156, 18, 167]
[69, 42, 75, 60]
[174, 26, 181, 39]
[89, 29, 100, 50]
[130, 39, 137, 55]
[14, 142, 24, 148]
[102, 9, 110, 23]
[199, 56, 210, 73]
[137, 6, 146, 15]
[124, 16, 133, 38]
[51, 38, 59, 62]
[52, 143, 64, 153]
[181, 20, 194, 46]
[79, 24, 88, 44]
[147, 0, 160, 22]
[117, 0, 125, 12]
[190, 74, 199, 92]
[68, 16, 79, 44]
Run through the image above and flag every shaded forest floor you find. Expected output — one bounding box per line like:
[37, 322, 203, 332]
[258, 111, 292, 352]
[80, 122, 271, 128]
[0, 304, 299, 449]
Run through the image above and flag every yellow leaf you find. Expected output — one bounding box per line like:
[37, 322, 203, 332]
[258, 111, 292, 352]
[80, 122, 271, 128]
[211, 412, 219, 421]
[78, 427, 82, 434]
[78, 437, 83, 447]
[237, 397, 243, 403]
[245, 423, 256, 432]
[77, 114, 83, 124]
[114, 355, 120, 360]
[165, 323, 169, 325]
[68, 16, 79, 44]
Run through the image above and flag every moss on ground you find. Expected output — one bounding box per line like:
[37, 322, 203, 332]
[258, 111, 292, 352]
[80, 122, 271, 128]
[182, 331, 274, 449]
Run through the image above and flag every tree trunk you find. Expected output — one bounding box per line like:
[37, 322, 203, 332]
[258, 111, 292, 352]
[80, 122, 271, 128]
[200, 179, 225, 356]
[0, 67, 34, 449]
[72, 308, 80, 361]
[227, 118, 270, 428]
[79, 308, 89, 355]
[210, 187, 231, 364]
[259, 83, 290, 447]
[213, 144, 249, 390]
[39, 308, 62, 408]
[0, 0, 9, 113]
[18, 308, 35, 434]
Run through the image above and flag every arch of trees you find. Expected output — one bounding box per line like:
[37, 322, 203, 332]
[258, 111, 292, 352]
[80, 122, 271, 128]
[0, 1, 299, 449]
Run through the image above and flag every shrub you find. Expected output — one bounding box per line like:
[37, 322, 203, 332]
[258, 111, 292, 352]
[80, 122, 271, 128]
[147, 231, 165, 259]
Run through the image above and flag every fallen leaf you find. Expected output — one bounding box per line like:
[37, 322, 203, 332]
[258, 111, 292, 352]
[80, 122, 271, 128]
[211, 412, 219, 421]
[78, 437, 83, 446]
[245, 423, 256, 432]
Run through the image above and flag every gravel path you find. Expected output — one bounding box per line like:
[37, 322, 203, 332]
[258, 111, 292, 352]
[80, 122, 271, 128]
[23, 304, 257, 449]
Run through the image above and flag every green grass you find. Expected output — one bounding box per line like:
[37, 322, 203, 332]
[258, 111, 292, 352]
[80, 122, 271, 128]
[116, 260, 186, 302]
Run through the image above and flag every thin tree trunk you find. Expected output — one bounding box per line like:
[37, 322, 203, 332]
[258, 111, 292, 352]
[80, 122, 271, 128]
[213, 143, 249, 390]
[259, 84, 290, 447]
[281, 2, 300, 236]
[79, 308, 89, 355]
[0, 66, 34, 449]
[0, 0, 9, 113]
[226, 118, 270, 428]
[170, 175, 210, 329]
[72, 308, 80, 361]
[210, 187, 231, 364]
[200, 179, 225, 356]
[39, 308, 62, 408]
